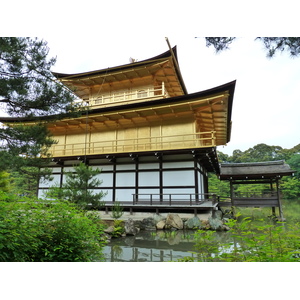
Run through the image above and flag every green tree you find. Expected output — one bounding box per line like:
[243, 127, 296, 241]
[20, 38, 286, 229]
[0, 171, 10, 192]
[241, 143, 284, 162]
[0, 37, 80, 173]
[217, 150, 229, 163]
[208, 173, 230, 198]
[47, 162, 106, 209]
[281, 177, 300, 199]
[204, 37, 300, 58]
[287, 154, 300, 179]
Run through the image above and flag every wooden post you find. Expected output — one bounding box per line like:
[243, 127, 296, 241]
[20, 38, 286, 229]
[230, 180, 235, 218]
[276, 178, 285, 221]
[270, 180, 276, 217]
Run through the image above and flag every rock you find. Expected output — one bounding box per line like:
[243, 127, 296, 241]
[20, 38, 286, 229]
[208, 217, 223, 231]
[140, 217, 156, 230]
[156, 220, 166, 230]
[222, 225, 230, 231]
[153, 214, 165, 224]
[165, 213, 183, 230]
[125, 218, 140, 236]
[104, 226, 115, 234]
[213, 210, 223, 220]
[185, 216, 201, 229]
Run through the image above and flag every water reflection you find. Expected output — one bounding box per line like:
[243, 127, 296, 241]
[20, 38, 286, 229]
[103, 230, 198, 262]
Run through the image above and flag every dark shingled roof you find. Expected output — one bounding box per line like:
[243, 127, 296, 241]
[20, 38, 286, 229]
[219, 160, 295, 180]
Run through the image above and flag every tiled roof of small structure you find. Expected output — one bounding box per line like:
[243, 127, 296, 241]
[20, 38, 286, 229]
[219, 160, 295, 180]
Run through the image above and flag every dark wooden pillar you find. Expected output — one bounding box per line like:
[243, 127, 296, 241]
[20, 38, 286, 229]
[276, 178, 284, 220]
[230, 180, 235, 217]
[270, 180, 276, 217]
[194, 158, 199, 201]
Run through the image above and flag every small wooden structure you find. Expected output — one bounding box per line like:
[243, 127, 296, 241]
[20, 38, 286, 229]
[218, 160, 295, 220]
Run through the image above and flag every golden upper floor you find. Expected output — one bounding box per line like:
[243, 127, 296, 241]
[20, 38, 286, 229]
[0, 47, 236, 158]
[52, 47, 187, 110]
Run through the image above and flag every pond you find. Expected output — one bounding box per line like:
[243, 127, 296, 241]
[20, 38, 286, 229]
[103, 229, 231, 262]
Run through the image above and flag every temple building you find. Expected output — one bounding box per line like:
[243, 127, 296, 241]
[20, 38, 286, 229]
[3, 45, 237, 212]
[41, 46, 235, 208]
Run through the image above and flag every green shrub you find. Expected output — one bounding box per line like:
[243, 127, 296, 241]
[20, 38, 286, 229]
[188, 216, 300, 262]
[110, 201, 124, 219]
[0, 197, 106, 262]
[111, 219, 125, 238]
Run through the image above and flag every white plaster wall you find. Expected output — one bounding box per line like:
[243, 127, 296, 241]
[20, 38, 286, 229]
[115, 189, 135, 202]
[163, 170, 194, 186]
[139, 171, 159, 186]
[96, 173, 113, 187]
[137, 189, 160, 199]
[163, 161, 194, 169]
[116, 172, 135, 187]
[138, 162, 159, 170]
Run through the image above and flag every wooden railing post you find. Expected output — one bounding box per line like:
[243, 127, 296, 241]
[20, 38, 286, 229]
[133, 194, 137, 205]
[212, 193, 217, 205]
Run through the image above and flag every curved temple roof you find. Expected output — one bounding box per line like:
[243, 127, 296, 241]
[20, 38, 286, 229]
[52, 46, 188, 100]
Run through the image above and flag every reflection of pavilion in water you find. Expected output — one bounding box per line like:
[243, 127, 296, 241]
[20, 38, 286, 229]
[103, 231, 197, 262]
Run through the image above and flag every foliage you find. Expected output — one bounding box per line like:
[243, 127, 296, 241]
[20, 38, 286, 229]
[0, 171, 11, 192]
[8, 167, 54, 197]
[208, 173, 230, 197]
[221, 143, 291, 163]
[110, 201, 124, 219]
[205, 37, 236, 52]
[287, 154, 300, 179]
[186, 216, 300, 262]
[257, 37, 300, 58]
[205, 37, 300, 58]
[111, 219, 125, 238]
[46, 162, 106, 209]
[0, 37, 81, 172]
[0, 196, 106, 262]
[0, 37, 77, 117]
[280, 177, 300, 200]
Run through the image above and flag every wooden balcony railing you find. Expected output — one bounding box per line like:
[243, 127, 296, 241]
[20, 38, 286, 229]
[86, 84, 169, 108]
[132, 193, 218, 206]
[50, 131, 216, 157]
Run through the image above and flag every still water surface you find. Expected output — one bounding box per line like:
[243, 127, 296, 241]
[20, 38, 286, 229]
[103, 230, 202, 262]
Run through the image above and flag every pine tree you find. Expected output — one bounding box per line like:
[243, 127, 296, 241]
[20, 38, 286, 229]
[204, 37, 300, 58]
[0, 37, 80, 174]
[46, 162, 107, 209]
